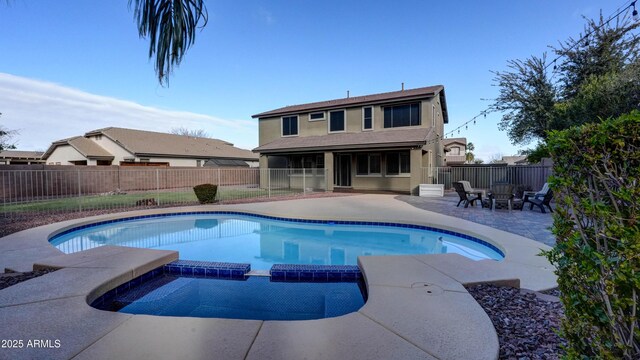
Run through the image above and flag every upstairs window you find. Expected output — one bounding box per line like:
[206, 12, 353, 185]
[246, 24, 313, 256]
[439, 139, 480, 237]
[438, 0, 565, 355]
[282, 115, 299, 136]
[383, 103, 420, 128]
[449, 147, 460, 155]
[386, 152, 410, 175]
[329, 110, 346, 133]
[362, 107, 373, 130]
[309, 112, 325, 121]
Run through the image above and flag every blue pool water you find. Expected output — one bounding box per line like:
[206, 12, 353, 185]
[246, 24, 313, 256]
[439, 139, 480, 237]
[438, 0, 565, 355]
[51, 213, 503, 269]
[94, 275, 366, 320]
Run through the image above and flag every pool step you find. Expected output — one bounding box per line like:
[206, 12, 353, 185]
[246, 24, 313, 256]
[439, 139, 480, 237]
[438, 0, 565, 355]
[164, 260, 250, 279]
[246, 270, 271, 277]
[270, 264, 361, 282]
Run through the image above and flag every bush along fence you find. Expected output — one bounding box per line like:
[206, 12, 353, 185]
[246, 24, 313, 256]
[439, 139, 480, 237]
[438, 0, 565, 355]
[545, 111, 639, 359]
[0, 168, 327, 216]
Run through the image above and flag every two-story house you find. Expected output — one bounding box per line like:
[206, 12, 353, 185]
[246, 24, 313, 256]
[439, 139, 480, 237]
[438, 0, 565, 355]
[442, 137, 467, 165]
[252, 85, 449, 194]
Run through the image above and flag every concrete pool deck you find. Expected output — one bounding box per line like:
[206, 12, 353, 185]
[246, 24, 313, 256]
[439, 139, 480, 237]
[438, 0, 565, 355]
[0, 194, 557, 360]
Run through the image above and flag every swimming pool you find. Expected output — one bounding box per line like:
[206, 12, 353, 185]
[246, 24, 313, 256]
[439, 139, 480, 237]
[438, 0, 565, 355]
[50, 212, 503, 269]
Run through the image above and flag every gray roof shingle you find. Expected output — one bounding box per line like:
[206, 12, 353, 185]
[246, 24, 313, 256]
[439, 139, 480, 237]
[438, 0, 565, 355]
[0, 150, 44, 159]
[252, 85, 447, 122]
[442, 137, 467, 146]
[85, 127, 257, 160]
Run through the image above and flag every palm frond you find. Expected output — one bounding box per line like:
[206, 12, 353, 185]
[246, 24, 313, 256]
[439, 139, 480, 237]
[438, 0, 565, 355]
[129, 0, 208, 85]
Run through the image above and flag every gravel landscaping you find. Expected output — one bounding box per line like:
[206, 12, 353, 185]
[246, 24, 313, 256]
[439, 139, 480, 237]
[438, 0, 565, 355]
[467, 284, 566, 359]
[0, 269, 57, 290]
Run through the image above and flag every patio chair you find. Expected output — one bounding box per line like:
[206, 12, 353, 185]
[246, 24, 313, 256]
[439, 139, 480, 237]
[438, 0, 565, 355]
[488, 183, 515, 211]
[534, 183, 550, 199]
[460, 180, 486, 203]
[453, 182, 479, 208]
[522, 188, 554, 213]
[459, 180, 474, 193]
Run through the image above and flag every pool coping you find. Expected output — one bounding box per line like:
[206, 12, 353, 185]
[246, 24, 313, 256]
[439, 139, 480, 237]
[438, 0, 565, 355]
[0, 194, 557, 359]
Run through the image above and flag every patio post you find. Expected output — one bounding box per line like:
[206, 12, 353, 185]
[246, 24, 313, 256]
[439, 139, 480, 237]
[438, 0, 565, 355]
[77, 169, 82, 212]
[268, 169, 271, 198]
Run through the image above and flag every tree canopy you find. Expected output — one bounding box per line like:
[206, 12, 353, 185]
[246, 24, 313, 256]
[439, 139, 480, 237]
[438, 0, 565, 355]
[170, 126, 209, 138]
[0, 114, 18, 151]
[491, 12, 640, 154]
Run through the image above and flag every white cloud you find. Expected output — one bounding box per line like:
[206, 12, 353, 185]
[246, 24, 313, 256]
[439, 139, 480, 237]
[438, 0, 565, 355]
[0, 73, 258, 151]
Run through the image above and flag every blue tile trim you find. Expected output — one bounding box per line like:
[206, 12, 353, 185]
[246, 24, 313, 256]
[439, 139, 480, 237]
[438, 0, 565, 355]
[90, 260, 252, 308]
[50, 211, 505, 258]
[162, 260, 250, 279]
[270, 264, 362, 283]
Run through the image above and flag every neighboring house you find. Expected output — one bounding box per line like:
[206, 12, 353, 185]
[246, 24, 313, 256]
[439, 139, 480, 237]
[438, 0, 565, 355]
[252, 85, 449, 194]
[0, 150, 45, 165]
[42, 127, 258, 167]
[441, 137, 466, 165]
[497, 155, 528, 165]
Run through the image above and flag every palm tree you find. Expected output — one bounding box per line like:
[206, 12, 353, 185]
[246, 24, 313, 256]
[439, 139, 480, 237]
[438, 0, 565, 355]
[130, 0, 208, 85]
[465, 142, 475, 163]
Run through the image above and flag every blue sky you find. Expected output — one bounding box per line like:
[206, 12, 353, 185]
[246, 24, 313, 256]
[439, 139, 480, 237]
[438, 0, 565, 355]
[0, 0, 629, 160]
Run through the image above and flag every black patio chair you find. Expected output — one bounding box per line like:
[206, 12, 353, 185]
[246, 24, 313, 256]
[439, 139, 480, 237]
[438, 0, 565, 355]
[453, 182, 479, 208]
[522, 188, 554, 213]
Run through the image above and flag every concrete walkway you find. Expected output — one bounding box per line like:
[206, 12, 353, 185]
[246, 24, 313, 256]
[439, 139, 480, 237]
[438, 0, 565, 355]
[0, 195, 557, 360]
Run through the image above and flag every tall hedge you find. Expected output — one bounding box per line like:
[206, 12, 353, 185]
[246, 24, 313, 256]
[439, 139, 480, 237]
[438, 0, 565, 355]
[545, 111, 639, 359]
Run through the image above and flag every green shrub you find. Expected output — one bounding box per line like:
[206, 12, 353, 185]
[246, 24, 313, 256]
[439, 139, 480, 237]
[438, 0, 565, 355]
[193, 184, 218, 204]
[545, 111, 640, 359]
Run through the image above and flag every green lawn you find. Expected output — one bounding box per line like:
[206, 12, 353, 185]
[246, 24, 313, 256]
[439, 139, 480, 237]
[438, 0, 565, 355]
[1, 188, 299, 213]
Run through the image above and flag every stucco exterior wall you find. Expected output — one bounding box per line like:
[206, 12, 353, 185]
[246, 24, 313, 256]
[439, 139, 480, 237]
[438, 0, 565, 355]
[88, 136, 214, 166]
[90, 136, 133, 164]
[258, 96, 441, 147]
[45, 145, 86, 165]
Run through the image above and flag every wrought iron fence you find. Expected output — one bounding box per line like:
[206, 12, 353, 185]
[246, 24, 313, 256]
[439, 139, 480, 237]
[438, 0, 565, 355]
[0, 167, 327, 217]
[421, 165, 552, 191]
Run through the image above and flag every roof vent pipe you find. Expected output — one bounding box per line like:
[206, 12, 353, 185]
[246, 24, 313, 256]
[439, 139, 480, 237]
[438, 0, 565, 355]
[401, 82, 404, 91]
[347, 90, 350, 98]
